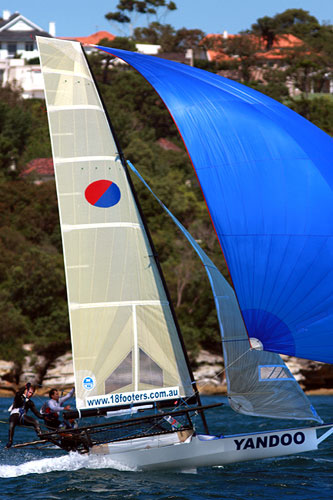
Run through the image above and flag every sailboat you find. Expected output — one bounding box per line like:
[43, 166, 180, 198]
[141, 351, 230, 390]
[16, 36, 332, 470]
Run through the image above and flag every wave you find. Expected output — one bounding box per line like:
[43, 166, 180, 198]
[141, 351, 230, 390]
[0, 451, 136, 477]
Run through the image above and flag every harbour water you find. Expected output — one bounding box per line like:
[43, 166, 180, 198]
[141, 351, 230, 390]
[0, 395, 332, 499]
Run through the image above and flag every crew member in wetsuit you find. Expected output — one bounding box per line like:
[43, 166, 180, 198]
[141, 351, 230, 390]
[41, 388, 74, 429]
[5, 383, 44, 448]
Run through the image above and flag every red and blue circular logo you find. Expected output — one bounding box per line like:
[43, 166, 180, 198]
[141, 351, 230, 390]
[85, 180, 121, 208]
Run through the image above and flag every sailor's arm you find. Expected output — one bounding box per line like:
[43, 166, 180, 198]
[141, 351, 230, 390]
[58, 388, 75, 406]
[47, 398, 71, 413]
[28, 400, 44, 419]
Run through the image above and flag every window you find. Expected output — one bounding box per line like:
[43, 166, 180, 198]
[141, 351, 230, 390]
[25, 42, 34, 51]
[139, 348, 163, 386]
[7, 43, 17, 56]
[105, 351, 133, 392]
[259, 365, 294, 382]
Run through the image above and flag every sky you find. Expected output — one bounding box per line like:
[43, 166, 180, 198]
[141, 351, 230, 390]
[5, 1, 333, 37]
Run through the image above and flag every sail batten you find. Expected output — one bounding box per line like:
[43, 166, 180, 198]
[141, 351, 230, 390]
[62, 222, 142, 231]
[41, 68, 91, 79]
[69, 300, 169, 309]
[55, 156, 118, 163]
[49, 105, 103, 112]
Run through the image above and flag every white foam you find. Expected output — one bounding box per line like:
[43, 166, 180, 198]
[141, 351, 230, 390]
[0, 452, 135, 477]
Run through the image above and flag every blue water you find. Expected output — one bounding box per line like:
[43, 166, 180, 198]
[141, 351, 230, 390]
[0, 395, 332, 499]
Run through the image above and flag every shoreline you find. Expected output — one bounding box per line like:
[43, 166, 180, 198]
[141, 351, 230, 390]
[0, 387, 332, 397]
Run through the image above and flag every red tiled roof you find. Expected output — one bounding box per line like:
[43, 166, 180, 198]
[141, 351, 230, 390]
[204, 33, 303, 62]
[22, 158, 54, 177]
[61, 31, 115, 45]
[157, 138, 182, 152]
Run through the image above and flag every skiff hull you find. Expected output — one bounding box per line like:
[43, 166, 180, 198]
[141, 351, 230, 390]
[90, 425, 332, 471]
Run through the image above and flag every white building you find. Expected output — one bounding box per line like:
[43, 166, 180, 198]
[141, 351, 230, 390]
[0, 10, 54, 98]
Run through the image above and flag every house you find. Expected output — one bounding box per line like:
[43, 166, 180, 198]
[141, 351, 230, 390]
[204, 31, 333, 95]
[0, 10, 53, 59]
[64, 31, 164, 58]
[61, 31, 116, 55]
[204, 32, 304, 64]
[0, 10, 53, 98]
[21, 158, 54, 184]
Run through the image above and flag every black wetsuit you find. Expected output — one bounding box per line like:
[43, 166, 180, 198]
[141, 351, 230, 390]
[6, 388, 43, 448]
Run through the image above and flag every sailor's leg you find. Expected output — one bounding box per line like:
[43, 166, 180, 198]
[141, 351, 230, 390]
[6, 414, 19, 448]
[22, 415, 42, 436]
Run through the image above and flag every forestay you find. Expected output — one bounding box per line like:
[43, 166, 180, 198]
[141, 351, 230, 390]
[37, 37, 194, 409]
[128, 161, 322, 423]
[97, 46, 333, 364]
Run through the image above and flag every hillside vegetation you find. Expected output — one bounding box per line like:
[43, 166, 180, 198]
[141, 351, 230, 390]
[0, 7, 332, 372]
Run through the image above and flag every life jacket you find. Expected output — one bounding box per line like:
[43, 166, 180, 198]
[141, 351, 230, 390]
[41, 402, 59, 422]
[9, 392, 30, 422]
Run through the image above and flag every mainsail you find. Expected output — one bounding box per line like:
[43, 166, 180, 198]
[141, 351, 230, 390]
[128, 161, 322, 423]
[37, 37, 194, 409]
[97, 46, 333, 365]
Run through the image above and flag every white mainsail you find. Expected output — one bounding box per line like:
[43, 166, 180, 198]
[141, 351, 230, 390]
[37, 37, 194, 409]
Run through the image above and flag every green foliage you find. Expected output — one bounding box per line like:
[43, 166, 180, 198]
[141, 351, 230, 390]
[248, 68, 289, 102]
[251, 9, 320, 50]
[0, 180, 67, 361]
[0, 87, 51, 177]
[1, 7, 333, 365]
[221, 32, 261, 82]
[273, 9, 320, 40]
[0, 300, 30, 362]
[26, 57, 40, 65]
[251, 15, 279, 50]
[134, 22, 205, 52]
[287, 95, 333, 135]
[5, 247, 70, 356]
[20, 99, 52, 164]
[106, 1, 177, 36]
[0, 99, 31, 177]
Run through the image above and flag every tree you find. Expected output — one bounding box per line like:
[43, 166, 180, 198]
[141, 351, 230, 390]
[288, 95, 333, 135]
[4, 247, 70, 356]
[274, 9, 320, 40]
[251, 10, 320, 50]
[134, 22, 176, 50]
[250, 68, 289, 102]
[206, 32, 261, 83]
[134, 23, 205, 53]
[0, 100, 31, 178]
[90, 37, 136, 84]
[285, 42, 325, 96]
[21, 99, 52, 164]
[251, 16, 279, 50]
[105, 0, 177, 37]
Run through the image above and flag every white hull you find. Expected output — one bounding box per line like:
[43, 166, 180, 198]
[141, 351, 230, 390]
[90, 424, 333, 471]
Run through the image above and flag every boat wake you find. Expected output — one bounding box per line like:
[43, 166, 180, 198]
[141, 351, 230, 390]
[0, 451, 136, 477]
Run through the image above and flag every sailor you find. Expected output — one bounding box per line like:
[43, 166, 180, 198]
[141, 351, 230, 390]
[5, 383, 44, 448]
[41, 387, 75, 429]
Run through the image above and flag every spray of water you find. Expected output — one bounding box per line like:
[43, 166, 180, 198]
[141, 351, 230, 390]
[0, 451, 136, 477]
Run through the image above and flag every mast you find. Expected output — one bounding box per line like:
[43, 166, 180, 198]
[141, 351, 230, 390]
[82, 45, 209, 434]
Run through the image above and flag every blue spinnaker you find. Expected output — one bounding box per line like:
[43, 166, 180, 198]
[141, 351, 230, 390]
[97, 46, 333, 363]
[127, 160, 322, 423]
